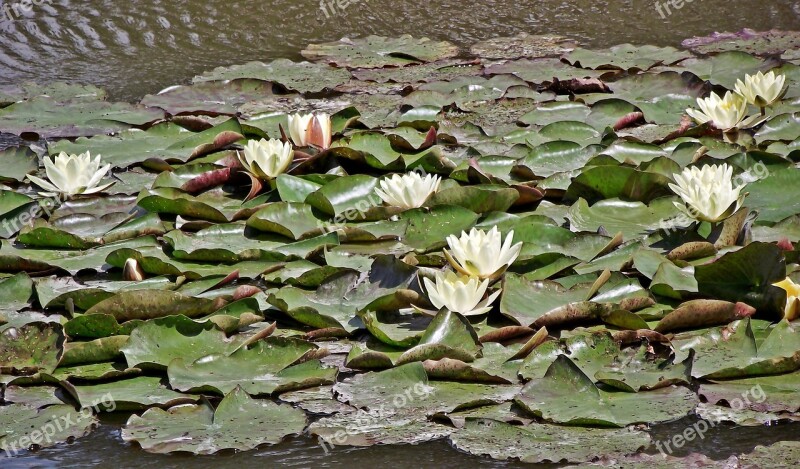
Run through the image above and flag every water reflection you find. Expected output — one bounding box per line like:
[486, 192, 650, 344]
[0, 0, 799, 100]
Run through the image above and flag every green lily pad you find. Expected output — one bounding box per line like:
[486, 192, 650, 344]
[397, 310, 482, 365]
[0, 96, 164, 138]
[0, 272, 33, 313]
[682, 29, 800, 56]
[268, 256, 416, 332]
[515, 355, 698, 427]
[694, 243, 786, 319]
[0, 404, 98, 453]
[86, 290, 218, 322]
[470, 33, 576, 60]
[449, 418, 650, 464]
[49, 119, 245, 169]
[302, 35, 459, 68]
[122, 387, 307, 454]
[72, 376, 198, 411]
[678, 319, 800, 379]
[567, 197, 683, 240]
[309, 409, 453, 447]
[167, 337, 335, 395]
[193, 59, 351, 94]
[0, 322, 65, 374]
[121, 319, 243, 369]
[0, 146, 38, 183]
[565, 44, 691, 71]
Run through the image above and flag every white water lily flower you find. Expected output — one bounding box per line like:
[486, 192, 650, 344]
[669, 164, 745, 223]
[773, 277, 800, 322]
[27, 151, 113, 197]
[444, 226, 522, 280]
[288, 113, 332, 149]
[686, 91, 748, 130]
[735, 71, 787, 108]
[423, 270, 501, 316]
[237, 138, 294, 180]
[374, 172, 441, 209]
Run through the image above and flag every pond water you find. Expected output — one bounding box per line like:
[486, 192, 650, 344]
[3, 415, 799, 468]
[3, 1, 800, 467]
[1, 0, 799, 101]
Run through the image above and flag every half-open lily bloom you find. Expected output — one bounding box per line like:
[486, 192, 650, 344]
[669, 164, 745, 223]
[237, 138, 294, 180]
[735, 71, 787, 108]
[774, 277, 800, 321]
[423, 270, 501, 316]
[686, 91, 748, 130]
[444, 226, 522, 280]
[27, 151, 113, 197]
[288, 113, 332, 149]
[375, 172, 441, 209]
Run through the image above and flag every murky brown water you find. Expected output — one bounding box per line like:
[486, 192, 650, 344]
[2, 1, 800, 467]
[1, 0, 800, 101]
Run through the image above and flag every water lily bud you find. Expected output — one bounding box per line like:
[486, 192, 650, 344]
[774, 277, 800, 321]
[288, 113, 332, 149]
[123, 258, 145, 282]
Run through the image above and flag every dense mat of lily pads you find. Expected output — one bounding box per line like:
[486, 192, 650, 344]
[2, 29, 800, 466]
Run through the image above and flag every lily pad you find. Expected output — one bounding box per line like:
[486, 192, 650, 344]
[302, 35, 460, 68]
[0, 404, 98, 453]
[449, 418, 650, 464]
[121, 387, 307, 454]
[515, 355, 698, 427]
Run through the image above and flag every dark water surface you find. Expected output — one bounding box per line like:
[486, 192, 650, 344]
[3, 415, 799, 468]
[1, 0, 800, 101]
[2, 1, 800, 467]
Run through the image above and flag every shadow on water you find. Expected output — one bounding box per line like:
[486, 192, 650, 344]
[0, 0, 799, 100]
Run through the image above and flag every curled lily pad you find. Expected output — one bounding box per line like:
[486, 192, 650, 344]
[86, 290, 218, 322]
[397, 310, 482, 365]
[72, 376, 198, 411]
[121, 387, 307, 454]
